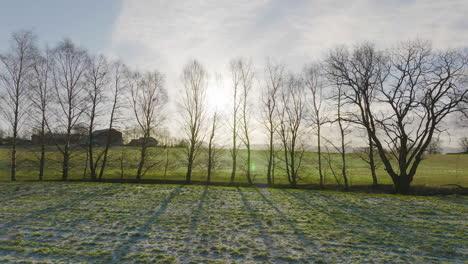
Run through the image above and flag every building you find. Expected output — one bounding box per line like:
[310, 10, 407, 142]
[0, 138, 31, 145]
[92, 129, 123, 146]
[128, 137, 158, 147]
[31, 129, 123, 146]
[31, 133, 83, 145]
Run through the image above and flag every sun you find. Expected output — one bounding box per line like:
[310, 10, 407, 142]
[206, 75, 230, 113]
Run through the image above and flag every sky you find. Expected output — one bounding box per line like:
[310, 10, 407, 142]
[0, 0, 467, 149]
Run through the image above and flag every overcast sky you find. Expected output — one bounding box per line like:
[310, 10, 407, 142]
[1, 0, 467, 76]
[0, 0, 467, 149]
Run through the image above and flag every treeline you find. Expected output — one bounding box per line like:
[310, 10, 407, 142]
[0, 30, 467, 193]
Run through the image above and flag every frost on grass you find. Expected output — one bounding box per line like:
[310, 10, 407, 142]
[0, 182, 466, 263]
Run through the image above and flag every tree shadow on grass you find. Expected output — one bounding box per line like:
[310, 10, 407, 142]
[252, 187, 318, 261]
[281, 189, 428, 257]
[0, 184, 120, 231]
[182, 185, 209, 262]
[110, 185, 184, 263]
[236, 187, 274, 262]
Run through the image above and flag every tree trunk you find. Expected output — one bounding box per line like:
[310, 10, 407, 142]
[207, 148, 212, 183]
[98, 147, 109, 181]
[39, 118, 46, 181]
[88, 128, 96, 180]
[230, 147, 237, 184]
[368, 132, 378, 186]
[317, 124, 323, 188]
[266, 130, 274, 186]
[163, 148, 169, 180]
[39, 144, 45, 181]
[186, 140, 195, 184]
[62, 146, 69, 181]
[11, 141, 16, 181]
[136, 143, 147, 182]
[246, 143, 252, 185]
[393, 175, 412, 194]
[11, 114, 18, 181]
[186, 152, 193, 184]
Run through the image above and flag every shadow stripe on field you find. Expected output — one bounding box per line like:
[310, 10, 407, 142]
[0, 184, 119, 231]
[110, 185, 184, 263]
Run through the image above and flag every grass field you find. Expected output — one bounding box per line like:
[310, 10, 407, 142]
[0, 182, 466, 263]
[0, 146, 467, 187]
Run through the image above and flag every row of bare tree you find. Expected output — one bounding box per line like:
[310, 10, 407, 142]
[1, 30, 467, 193]
[0, 31, 167, 183]
[179, 40, 467, 194]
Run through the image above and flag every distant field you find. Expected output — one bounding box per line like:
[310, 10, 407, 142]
[0, 182, 466, 263]
[0, 146, 467, 187]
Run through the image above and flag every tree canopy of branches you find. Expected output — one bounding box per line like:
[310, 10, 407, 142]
[0, 30, 37, 181]
[98, 61, 127, 180]
[303, 63, 328, 188]
[29, 46, 53, 180]
[326, 41, 468, 193]
[180, 59, 207, 184]
[229, 59, 242, 184]
[51, 39, 89, 181]
[261, 60, 284, 186]
[276, 74, 306, 188]
[128, 69, 167, 181]
[84, 55, 109, 180]
[231, 58, 255, 185]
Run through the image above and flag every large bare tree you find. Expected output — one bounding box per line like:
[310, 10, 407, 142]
[84, 55, 109, 180]
[29, 46, 53, 180]
[206, 111, 221, 183]
[326, 84, 351, 190]
[180, 59, 207, 184]
[231, 58, 255, 185]
[51, 39, 89, 181]
[276, 74, 306, 188]
[0, 30, 37, 181]
[128, 69, 167, 181]
[303, 64, 328, 188]
[98, 61, 127, 180]
[261, 60, 283, 186]
[326, 41, 468, 193]
[229, 59, 242, 184]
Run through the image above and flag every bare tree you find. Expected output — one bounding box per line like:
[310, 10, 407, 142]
[303, 63, 328, 188]
[276, 74, 306, 188]
[84, 55, 109, 180]
[98, 61, 126, 180]
[326, 41, 468, 193]
[29, 46, 53, 180]
[356, 143, 386, 185]
[231, 58, 255, 185]
[261, 60, 283, 186]
[128, 69, 167, 181]
[0, 30, 37, 181]
[459, 137, 468, 153]
[426, 137, 442, 154]
[180, 59, 207, 184]
[326, 84, 352, 190]
[51, 39, 89, 181]
[229, 59, 242, 184]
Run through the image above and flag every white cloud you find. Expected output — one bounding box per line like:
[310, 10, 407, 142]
[108, 0, 468, 147]
[110, 0, 468, 72]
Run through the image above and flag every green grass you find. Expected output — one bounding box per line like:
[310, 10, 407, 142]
[0, 145, 467, 187]
[0, 182, 466, 263]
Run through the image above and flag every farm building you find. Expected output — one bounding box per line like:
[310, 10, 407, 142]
[31, 129, 123, 146]
[0, 138, 31, 145]
[128, 137, 158, 147]
[92, 129, 123, 146]
[31, 133, 83, 145]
